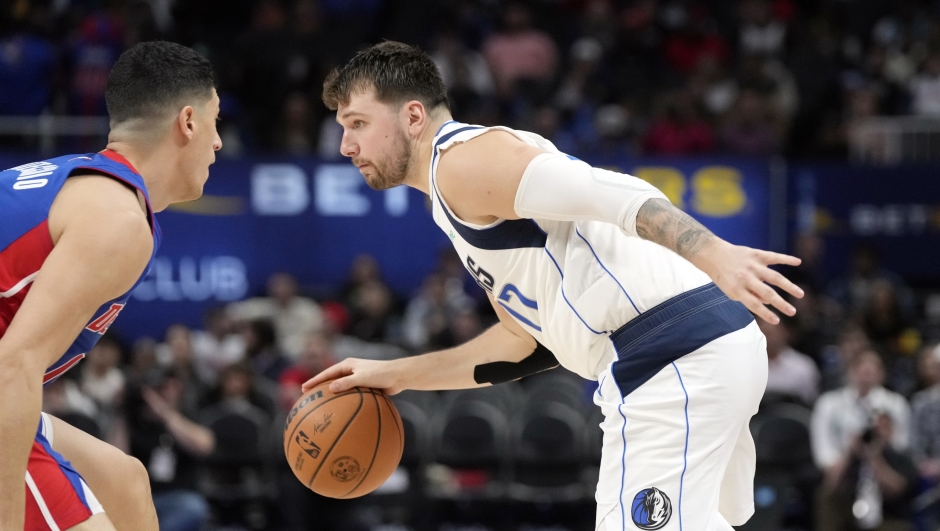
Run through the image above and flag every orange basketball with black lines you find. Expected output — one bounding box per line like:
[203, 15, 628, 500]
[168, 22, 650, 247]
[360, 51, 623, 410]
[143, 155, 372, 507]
[283, 382, 403, 498]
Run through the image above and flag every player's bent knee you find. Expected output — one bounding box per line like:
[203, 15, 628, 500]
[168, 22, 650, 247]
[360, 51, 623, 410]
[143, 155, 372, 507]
[65, 513, 118, 531]
[123, 454, 154, 502]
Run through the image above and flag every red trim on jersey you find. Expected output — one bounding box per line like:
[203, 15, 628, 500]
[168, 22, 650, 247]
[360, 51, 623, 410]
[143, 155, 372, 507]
[0, 220, 53, 293]
[26, 440, 93, 530]
[0, 221, 53, 338]
[43, 354, 85, 384]
[99, 148, 141, 174]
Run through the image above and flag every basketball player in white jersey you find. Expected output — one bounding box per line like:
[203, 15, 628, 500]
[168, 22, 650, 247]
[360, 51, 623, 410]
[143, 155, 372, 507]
[304, 42, 803, 531]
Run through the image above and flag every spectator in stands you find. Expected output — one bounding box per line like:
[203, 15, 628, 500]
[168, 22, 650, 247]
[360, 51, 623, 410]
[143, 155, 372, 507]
[347, 280, 403, 344]
[191, 306, 246, 385]
[338, 254, 384, 308]
[274, 92, 316, 155]
[820, 325, 873, 392]
[482, 3, 558, 98]
[242, 319, 292, 384]
[718, 88, 783, 156]
[786, 284, 833, 363]
[642, 89, 716, 154]
[0, 12, 55, 116]
[660, 6, 729, 75]
[861, 280, 912, 358]
[737, 0, 787, 57]
[229, 272, 324, 360]
[200, 361, 273, 424]
[812, 351, 918, 530]
[129, 336, 159, 381]
[431, 29, 495, 118]
[758, 310, 820, 405]
[42, 375, 100, 436]
[816, 410, 919, 530]
[911, 345, 940, 485]
[403, 272, 474, 352]
[279, 333, 337, 411]
[688, 57, 738, 119]
[157, 324, 210, 414]
[80, 332, 126, 433]
[66, 10, 126, 116]
[909, 51, 940, 116]
[124, 369, 215, 531]
[813, 349, 913, 519]
[827, 244, 914, 317]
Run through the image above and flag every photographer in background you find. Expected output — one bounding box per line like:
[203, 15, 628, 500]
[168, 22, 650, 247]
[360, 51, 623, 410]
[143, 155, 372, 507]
[117, 368, 216, 531]
[812, 351, 916, 530]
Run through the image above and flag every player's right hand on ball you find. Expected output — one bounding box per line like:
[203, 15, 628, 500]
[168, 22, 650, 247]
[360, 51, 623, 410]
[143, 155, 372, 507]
[302, 358, 405, 395]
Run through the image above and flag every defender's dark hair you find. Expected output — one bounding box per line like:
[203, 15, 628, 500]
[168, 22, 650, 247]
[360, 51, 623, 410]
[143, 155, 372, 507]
[106, 41, 217, 125]
[322, 41, 449, 112]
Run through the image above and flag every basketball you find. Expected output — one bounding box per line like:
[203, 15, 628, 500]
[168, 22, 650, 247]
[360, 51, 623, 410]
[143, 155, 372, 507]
[283, 381, 403, 499]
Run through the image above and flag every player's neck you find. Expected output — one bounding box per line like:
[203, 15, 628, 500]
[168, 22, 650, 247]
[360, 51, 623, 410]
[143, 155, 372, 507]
[104, 139, 175, 212]
[402, 114, 452, 195]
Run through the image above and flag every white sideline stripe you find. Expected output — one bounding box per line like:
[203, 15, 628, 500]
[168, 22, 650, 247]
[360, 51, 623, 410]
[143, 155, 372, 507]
[0, 271, 38, 298]
[25, 470, 62, 531]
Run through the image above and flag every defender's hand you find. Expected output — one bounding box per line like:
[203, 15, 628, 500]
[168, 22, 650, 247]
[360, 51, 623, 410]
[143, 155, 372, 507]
[694, 240, 804, 325]
[301, 358, 405, 395]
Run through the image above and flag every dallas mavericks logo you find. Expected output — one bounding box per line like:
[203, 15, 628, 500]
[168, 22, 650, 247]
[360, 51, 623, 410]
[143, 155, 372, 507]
[631, 487, 672, 530]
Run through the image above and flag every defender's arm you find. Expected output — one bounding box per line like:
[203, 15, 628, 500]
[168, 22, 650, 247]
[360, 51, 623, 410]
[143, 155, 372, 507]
[0, 175, 151, 530]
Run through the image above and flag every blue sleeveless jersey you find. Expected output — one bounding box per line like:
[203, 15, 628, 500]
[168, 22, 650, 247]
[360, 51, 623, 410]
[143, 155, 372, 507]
[0, 150, 161, 384]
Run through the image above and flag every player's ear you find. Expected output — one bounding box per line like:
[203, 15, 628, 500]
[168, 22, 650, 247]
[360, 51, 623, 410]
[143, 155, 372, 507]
[176, 105, 196, 141]
[404, 100, 426, 135]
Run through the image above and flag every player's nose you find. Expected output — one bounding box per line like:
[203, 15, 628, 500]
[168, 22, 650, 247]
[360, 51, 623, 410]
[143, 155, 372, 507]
[213, 132, 222, 152]
[340, 132, 358, 158]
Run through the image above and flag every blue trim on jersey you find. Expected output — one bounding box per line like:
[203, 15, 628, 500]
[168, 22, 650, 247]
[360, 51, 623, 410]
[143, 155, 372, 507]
[497, 301, 542, 332]
[610, 283, 753, 397]
[672, 362, 690, 531]
[543, 248, 604, 335]
[618, 400, 628, 531]
[431, 125, 482, 170]
[36, 418, 91, 509]
[429, 124, 549, 251]
[575, 229, 640, 314]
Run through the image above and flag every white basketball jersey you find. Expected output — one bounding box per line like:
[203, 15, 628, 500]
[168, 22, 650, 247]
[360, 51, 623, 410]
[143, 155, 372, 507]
[429, 121, 711, 380]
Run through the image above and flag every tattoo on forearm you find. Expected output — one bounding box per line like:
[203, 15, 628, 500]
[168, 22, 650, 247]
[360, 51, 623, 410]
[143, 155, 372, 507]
[635, 199, 715, 259]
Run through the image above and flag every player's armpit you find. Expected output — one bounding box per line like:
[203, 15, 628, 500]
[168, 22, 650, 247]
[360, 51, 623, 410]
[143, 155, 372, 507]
[435, 130, 544, 225]
[474, 343, 559, 385]
[0, 173, 153, 371]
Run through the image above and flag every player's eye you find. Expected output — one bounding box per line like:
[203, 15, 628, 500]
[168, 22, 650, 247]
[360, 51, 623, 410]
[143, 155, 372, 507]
[353, 120, 364, 129]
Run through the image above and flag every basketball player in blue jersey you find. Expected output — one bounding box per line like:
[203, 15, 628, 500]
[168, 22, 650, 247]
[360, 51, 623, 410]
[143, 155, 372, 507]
[0, 42, 221, 531]
[305, 42, 805, 530]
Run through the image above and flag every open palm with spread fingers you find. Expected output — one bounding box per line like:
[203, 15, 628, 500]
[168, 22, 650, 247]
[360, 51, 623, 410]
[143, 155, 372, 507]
[697, 241, 804, 325]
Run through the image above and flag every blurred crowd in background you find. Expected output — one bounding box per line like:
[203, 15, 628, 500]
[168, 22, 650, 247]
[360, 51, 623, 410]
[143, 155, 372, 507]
[4, 0, 940, 157]
[4, 0, 940, 530]
[39, 238, 940, 531]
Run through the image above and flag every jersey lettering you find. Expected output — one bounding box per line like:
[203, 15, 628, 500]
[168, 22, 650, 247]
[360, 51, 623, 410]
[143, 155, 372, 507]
[85, 303, 125, 334]
[9, 161, 56, 190]
[466, 256, 494, 292]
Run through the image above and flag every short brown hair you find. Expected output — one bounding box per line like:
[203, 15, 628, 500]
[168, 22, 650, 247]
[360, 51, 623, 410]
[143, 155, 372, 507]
[322, 41, 449, 112]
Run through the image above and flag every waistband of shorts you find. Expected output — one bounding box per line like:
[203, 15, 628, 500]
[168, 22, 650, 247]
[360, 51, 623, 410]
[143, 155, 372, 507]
[610, 283, 754, 397]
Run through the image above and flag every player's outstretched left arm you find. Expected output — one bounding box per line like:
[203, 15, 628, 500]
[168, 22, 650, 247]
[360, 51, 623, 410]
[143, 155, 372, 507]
[634, 198, 802, 324]
[434, 131, 803, 325]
